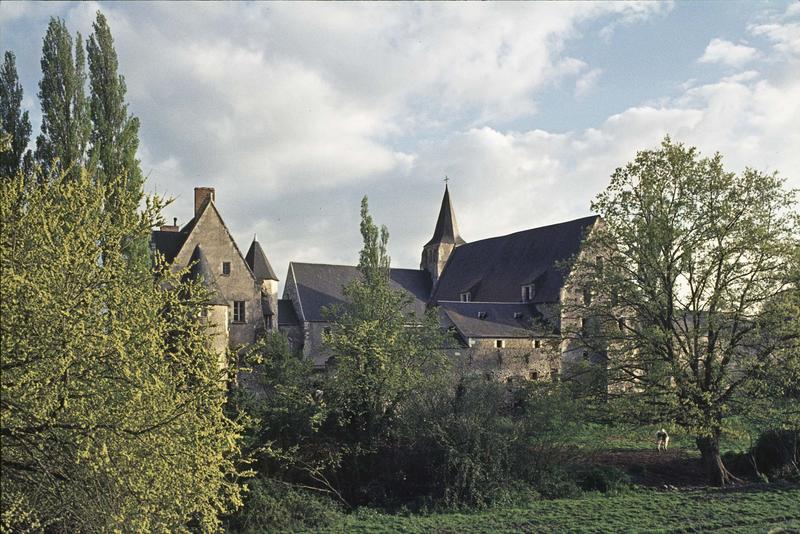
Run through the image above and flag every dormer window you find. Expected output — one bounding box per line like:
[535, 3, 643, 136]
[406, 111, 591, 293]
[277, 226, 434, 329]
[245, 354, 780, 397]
[522, 285, 534, 302]
[460, 292, 471, 302]
[477, 311, 487, 319]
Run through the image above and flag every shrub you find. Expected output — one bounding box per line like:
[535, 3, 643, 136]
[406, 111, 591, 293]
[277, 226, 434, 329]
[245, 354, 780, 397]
[575, 466, 631, 494]
[752, 430, 799, 480]
[225, 477, 342, 533]
[532, 466, 582, 499]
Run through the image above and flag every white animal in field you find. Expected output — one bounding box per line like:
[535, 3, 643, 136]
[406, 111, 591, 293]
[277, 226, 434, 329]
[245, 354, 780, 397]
[656, 428, 669, 452]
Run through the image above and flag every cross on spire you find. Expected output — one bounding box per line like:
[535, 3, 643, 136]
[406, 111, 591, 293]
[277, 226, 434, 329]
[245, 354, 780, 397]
[444, 175, 449, 185]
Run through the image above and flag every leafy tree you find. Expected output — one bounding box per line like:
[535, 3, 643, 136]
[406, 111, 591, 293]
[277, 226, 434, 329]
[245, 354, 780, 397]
[35, 17, 90, 180]
[569, 137, 799, 485]
[87, 11, 144, 220]
[322, 196, 449, 502]
[0, 169, 244, 531]
[0, 51, 32, 178]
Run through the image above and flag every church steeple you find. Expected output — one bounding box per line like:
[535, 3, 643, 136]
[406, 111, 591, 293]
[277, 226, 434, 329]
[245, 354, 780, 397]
[422, 183, 465, 285]
[425, 184, 465, 247]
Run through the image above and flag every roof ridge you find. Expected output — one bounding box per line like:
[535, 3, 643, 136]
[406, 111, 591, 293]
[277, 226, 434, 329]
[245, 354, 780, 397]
[458, 215, 599, 248]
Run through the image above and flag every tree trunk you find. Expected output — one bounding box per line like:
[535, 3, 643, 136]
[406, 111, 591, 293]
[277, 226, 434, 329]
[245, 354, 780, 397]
[696, 433, 741, 486]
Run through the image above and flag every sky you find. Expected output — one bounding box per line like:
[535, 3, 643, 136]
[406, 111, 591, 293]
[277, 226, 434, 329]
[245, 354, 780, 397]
[2, 1, 799, 288]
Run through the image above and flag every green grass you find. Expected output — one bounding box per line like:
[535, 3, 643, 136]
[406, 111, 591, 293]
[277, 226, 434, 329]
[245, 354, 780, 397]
[312, 487, 800, 533]
[569, 421, 755, 453]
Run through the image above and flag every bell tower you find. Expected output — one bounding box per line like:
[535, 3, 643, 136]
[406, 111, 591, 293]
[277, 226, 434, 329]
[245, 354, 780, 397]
[421, 183, 465, 285]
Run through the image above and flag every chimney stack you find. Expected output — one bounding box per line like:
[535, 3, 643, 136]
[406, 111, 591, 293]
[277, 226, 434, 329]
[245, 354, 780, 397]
[160, 217, 179, 232]
[194, 187, 215, 217]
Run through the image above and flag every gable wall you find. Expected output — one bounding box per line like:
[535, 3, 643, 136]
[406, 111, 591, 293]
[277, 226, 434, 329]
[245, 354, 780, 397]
[174, 205, 262, 347]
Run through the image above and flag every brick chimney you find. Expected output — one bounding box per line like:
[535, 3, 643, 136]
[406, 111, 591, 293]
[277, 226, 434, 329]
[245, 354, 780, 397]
[194, 187, 215, 217]
[160, 217, 179, 232]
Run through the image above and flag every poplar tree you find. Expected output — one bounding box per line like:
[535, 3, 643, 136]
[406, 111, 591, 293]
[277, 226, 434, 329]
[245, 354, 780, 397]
[35, 18, 90, 180]
[87, 11, 144, 219]
[0, 51, 32, 178]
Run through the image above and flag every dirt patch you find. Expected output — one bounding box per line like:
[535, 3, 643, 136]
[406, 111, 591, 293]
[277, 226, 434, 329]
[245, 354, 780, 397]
[579, 448, 708, 488]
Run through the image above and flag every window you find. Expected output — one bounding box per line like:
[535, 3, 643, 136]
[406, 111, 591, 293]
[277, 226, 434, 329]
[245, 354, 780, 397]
[596, 256, 604, 274]
[583, 288, 592, 305]
[618, 318, 626, 331]
[222, 261, 231, 275]
[581, 317, 587, 333]
[534, 339, 541, 349]
[477, 311, 487, 319]
[460, 292, 471, 302]
[468, 339, 476, 348]
[530, 371, 539, 380]
[495, 339, 505, 349]
[522, 285, 533, 302]
[233, 301, 245, 323]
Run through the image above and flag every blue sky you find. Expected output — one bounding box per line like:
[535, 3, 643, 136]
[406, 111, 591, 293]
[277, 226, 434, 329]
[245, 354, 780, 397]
[2, 1, 798, 285]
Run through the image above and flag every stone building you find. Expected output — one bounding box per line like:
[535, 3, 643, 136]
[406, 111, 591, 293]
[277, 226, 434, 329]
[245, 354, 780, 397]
[151, 187, 281, 357]
[283, 185, 602, 382]
[152, 185, 602, 382]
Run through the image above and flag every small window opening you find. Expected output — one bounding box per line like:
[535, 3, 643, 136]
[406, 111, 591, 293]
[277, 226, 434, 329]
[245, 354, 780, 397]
[514, 312, 523, 319]
[583, 288, 592, 305]
[495, 339, 504, 349]
[460, 292, 471, 302]
[477, 311, 487, 319]
[581, 318, 587, 332]
[522, 285, 533, 302]
[222, 261, 231, 275]
[233, 301, 245, 323]
[534, 339, 541, 349]
[530, 371, 539, 380]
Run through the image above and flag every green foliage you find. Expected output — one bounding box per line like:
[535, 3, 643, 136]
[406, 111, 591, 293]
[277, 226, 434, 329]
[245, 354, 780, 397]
[0, 171, 244, 532]
[35, 18, 91, 180]
[0, 51, 32, 178]
[225, 477, 343, 533]
[86, 11, 144, 228]
[571, 136, 800, 484]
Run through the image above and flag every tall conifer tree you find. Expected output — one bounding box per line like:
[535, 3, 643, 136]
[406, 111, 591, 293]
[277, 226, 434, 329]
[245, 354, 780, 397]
[35, 18, 90, 180]
[87, 11, 144, 218]
[0, 51, 32, 178]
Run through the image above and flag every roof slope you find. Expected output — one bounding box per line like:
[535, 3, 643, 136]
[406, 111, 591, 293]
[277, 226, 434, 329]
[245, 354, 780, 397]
[152, 230, 187, 263]
[246, 238, 279, 281]
[425, 185, 466, 247]
[289, 262, 431, 322]
[438, 301, 554, 339]
[432, 215, 599, 304]
[184, 245, 227, 306]
[278, 299, 299, 326]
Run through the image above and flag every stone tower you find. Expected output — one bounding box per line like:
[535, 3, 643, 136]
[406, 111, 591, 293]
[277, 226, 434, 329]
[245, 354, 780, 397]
[421, 184, 465, 285]
[245, 237, 280, 330]
[186, 244, 230, 370]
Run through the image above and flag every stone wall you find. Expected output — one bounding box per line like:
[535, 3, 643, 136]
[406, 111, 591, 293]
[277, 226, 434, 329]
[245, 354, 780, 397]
[173, 202, 262, 347]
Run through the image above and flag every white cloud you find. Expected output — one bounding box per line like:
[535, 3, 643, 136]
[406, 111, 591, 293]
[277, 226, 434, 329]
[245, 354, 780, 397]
[575, 68, 602, 98]
[698, 38, 759, 67]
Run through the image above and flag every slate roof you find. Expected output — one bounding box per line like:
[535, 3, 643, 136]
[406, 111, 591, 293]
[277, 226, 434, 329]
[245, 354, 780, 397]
[432, 215, 599, 304]
[438, 301, 555, 339]
[425, 185, 466, 247]
[184, 245, 227, 306]
[246, 238, 279, 281]
[278, 299, 299, 326]
[151, 229, 186, 263]
[289, 262, 432, 322]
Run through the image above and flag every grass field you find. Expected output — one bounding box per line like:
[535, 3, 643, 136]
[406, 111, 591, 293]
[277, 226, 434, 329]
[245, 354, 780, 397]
[315, 486, 800, 533]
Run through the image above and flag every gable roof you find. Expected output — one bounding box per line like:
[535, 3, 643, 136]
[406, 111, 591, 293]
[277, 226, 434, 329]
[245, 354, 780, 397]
[425, 185, 466, 247]
[151, 200, 256, 282]
[246, 238, 279, 281]
[438, 301, 555, 339]
[432, 215, 599, 304]
[288, 262, 432, 322]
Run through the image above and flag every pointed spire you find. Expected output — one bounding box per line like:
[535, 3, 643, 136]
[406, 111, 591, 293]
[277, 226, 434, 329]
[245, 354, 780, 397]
[246, 237, 279, 281]
[185, 245, 227, 306]
[425, 184, 465, 247]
